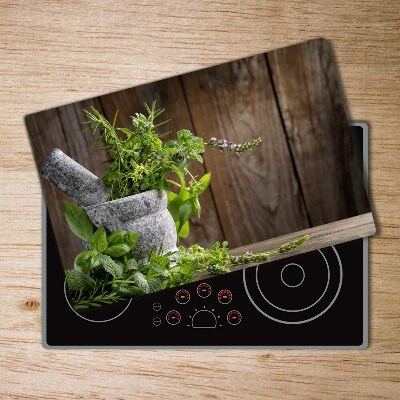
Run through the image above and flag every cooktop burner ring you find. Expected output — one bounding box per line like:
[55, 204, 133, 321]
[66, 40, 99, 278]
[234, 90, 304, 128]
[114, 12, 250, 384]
[280, 263, 306, 288]
[243, 246, 343, 325]
[63, 280, 133, 323]
[256, 250, 331, 313]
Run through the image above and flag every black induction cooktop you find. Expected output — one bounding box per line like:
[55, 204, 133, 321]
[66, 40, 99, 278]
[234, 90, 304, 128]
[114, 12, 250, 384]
[43, 123, 369, 348]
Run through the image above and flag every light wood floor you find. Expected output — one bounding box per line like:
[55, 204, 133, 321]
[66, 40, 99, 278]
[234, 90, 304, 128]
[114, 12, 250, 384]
[0, 1, 399, 399]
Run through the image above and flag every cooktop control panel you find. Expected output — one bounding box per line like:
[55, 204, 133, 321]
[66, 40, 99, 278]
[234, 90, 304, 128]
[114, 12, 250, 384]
[151, 282, 242, 328]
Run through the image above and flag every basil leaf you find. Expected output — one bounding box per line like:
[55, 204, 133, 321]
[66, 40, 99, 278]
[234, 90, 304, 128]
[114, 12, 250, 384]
[107, 230, 139, 251]
[125, 232, 139, 249]
[194, 172, 211, 195]
[74, 250, 98, 273]
[178, 201, 195, 233]
[65, 269, 95, 292]
[103, 243, 131, 258]
[97, 254, 123, 278]
[167, 191, 182, 221]
[177, 220, 189, 238]
[107, 230, 127, 246]
[90, 227, 107, 252]
[64, 202, 93, 241]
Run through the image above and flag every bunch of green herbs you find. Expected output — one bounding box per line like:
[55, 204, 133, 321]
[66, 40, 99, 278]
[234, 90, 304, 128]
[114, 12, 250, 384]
[83, 102, 261, 238]
[64, 202, 309, 310]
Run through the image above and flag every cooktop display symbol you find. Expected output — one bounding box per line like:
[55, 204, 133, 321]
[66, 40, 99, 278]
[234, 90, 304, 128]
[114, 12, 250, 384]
[197, 282, 212, 298]
[166, 310, 181, 325]
[175, 289, 190, 304]
[243, 246, 343, 324]
[153, 317, 161, 326]
[189, 306, 222, 328]
[218, 289, 232, 304]
[227, 310, 242, 325]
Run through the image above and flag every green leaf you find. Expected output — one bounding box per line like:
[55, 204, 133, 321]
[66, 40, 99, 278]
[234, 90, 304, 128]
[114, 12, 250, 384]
[147, 277, 163, 293]
[147, 263, 169, 278]
[103, 243, 131, 258]
[177, 220, 190, 238]
[195, 172, 211, 195]
[65, 270, 96, 292]
[169, 272, 183, 287]
[178, 201, 195, 233]
[125, 232, 139, 249]
[74, 250, 99, 273]
[158, 178, 170, 191]
[170, 164, 186, 194]
[107, 230, 127, 246]
[97, 254, 123, 278]
[107, 230, 139, 250]
[192, 196, 201, 217]
[132, 271, 150, 294]
[179, 188, 191, 201]
[167, 192, 182, 219]
[90, 227, 108, 252]
[64, 202, 93, 241]
[115, 284, 142, 298]
[126, 258, 138, 271]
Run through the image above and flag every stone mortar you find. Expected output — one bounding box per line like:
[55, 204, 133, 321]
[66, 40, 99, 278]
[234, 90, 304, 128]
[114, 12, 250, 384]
[83, 189, 178, 261]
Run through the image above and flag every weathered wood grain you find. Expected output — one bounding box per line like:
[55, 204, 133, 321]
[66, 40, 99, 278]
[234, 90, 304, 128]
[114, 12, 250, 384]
[181, 54, 310, 247]
[25, 98, 109, 269]
[1, 1, 399, 400]
[267, 39, 371, 225]
[193, 212, 376, 281]
[25, 40, 374, 267]
[25, 109, 82, 269]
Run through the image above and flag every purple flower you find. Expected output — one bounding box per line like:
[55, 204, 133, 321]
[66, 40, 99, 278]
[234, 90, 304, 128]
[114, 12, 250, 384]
[221, 139, 228, 149]
[209, 137, 217, 143]
[228, 143, 237, 151]
[245, 251, 252, 256]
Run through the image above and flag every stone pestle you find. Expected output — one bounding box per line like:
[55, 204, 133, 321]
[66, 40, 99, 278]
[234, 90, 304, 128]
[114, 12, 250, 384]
[40, 148, 110, 206]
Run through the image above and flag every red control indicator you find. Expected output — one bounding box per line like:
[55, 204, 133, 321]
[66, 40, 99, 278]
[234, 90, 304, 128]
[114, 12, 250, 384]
[175, 289, 190, 304]
[218, 289, 232, 304]
[197, 283, 212, 298]
[227, 310, 242, 325]
[166, 310, 181, 325]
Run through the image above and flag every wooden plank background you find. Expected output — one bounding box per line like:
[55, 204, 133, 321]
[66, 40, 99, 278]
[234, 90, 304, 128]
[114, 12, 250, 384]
[25, 39, 371, 271]
[0, 1, 399, 399]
